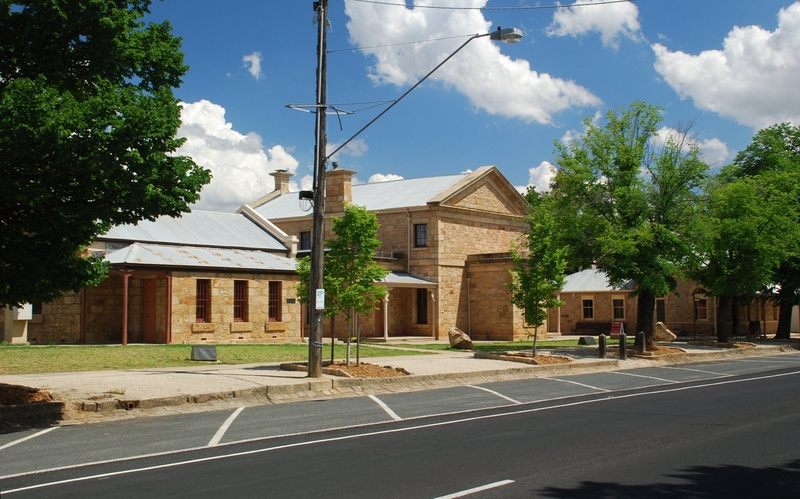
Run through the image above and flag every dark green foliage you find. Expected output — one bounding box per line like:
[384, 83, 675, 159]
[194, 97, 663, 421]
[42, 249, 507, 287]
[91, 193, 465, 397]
[0, 1, 211, 306]
[551, 102, 708, 344]
[694, 124, 800, 340]
[508, 190, 566, 355]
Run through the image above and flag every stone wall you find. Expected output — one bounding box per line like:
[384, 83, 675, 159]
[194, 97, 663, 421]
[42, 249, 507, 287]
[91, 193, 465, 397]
[25, 292, 83, 344]
[465, 258, 539, 341]
[171, 271, 301, 344]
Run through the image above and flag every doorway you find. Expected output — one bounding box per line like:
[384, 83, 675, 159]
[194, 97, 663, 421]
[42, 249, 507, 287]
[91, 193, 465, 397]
[143, 279, 157, 343]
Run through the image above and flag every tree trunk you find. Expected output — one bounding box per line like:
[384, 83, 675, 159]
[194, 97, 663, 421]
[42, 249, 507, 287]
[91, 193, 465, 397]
[731, 299, 739, 337]
[717, 295, 730, 343]
[635, 288, 656, 349]
[775, 286, 796, 339]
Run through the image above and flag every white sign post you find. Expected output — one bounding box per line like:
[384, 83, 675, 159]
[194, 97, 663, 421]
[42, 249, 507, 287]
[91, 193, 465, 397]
[315, 289, 325, 310]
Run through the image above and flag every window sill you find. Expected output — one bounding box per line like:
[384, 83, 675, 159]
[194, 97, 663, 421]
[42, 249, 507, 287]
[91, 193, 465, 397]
[192, 323, 216, 333]
[231, 322, 252, 332]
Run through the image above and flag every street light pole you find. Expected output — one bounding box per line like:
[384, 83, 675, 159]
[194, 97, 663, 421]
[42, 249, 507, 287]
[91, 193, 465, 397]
[305, 15, 522, 378]
[308, 0, 329, 378]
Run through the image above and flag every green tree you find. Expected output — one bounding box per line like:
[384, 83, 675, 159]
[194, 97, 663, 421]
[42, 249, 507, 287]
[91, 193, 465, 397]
[727, 123, 800, 339]
[691, 171, 798, 342]
[551, 102, 708, 347]
[508, 190, 567, 355]
[296, 204, 389, 364]
[0, 0, 211, 307]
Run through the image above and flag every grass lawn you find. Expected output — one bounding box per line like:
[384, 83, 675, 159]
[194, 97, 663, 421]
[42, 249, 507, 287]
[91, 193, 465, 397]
[0, 343, 430, 376]
[380, 338, 634, 352]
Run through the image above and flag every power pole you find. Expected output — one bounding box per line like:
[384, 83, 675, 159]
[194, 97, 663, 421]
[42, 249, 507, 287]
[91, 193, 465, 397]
[308, 0, 328, 378]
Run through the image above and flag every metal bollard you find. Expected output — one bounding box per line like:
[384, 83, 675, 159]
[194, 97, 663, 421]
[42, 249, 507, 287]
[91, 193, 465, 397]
[598, 334, 606, 358]
[619, 332, 627, 360]
[638, 331, 646, 355]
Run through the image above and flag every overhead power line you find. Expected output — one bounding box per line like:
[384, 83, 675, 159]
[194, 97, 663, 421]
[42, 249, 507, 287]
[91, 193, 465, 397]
[352, 0, 638, 10]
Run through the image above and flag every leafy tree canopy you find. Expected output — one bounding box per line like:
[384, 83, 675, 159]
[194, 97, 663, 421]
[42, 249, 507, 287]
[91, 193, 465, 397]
[296, 204, 389, 322]
[508, 189, 566, 354]
[0, 0, 211, 307]
[551, 101, 709, 344]
[702, 123, 800, 339]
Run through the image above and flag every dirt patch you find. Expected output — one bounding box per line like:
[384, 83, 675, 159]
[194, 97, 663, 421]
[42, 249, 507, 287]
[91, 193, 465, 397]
[718, 342, 758, 349]
[0, 384, 53, 406]
[325, 362, 410, 378]
[477, 351, 573, 365]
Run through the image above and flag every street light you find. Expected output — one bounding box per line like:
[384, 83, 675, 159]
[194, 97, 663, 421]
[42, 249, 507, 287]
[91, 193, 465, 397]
[306, 0, 523, 377]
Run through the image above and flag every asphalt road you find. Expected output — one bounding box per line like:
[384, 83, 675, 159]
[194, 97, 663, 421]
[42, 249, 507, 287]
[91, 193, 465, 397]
[2, 355, 800, 498]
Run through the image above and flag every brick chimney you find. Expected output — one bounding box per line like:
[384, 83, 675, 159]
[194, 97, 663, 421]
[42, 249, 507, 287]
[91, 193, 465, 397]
[325, 168, 356, 213]
[269, 170, 294, 194]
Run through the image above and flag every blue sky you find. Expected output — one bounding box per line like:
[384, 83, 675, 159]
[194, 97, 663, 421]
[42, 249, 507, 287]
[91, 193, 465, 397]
[144, 0, 800, 212]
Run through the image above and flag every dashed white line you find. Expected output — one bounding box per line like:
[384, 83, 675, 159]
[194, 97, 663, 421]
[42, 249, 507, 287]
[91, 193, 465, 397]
[0, 427, 58, 451]
[4, 370, 799, 495]
[433, 479, 515, 498]
[547, 377, 610, 392]
[659, 366, 732, 377]
[467, 385, 521, 405]
[208, 407, 244, 447]
[368, 394, 403, 421]
[612, 371, 678, 383]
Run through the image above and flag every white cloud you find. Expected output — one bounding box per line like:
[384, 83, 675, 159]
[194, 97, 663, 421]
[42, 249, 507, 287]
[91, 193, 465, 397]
[177, 100, 299, 212]
[699, 137, 730, 166]
[344, 0, 600, 125]
[326, 138, 369, 160]
[547, 0, 642, 49]
[652, 126, 730, 166]
[521, 161, 556, 193]
[653, 2, 800, 129]
[368, 173, 404, 183]
[242, 52, 263, 80]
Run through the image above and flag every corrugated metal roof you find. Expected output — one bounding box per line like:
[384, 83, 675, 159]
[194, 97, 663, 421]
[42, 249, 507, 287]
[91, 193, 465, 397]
[104, 243, 297, 272]
[253, 173, 468, 219]
[561, 268, 635, 292]
[379, 272, 437, 288]
[100, 211, 286, 251]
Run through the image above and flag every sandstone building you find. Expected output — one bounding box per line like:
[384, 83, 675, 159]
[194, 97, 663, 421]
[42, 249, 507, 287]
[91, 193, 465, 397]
[247, 166, 535, 341]
[1, 211, 302, 344]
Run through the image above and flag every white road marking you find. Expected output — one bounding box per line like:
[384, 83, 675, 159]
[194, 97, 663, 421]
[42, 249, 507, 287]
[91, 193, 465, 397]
[207, 407, 244, 447]
[433, 479, 515, 498]
[612, 371, 677, 383]
[0, 427, 58, 451]
[467, 385, 521, 405]
[368, 394, 402, 421]
[547, 377, 610, 392]
[658, 366, 732, 377]
[6, 369, 800, 495]
[740, 359, 800, 364]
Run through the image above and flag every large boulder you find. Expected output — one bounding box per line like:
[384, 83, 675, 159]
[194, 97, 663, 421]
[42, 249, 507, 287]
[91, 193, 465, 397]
[448, 327, 473, 350]
[654, 322, 677, 342]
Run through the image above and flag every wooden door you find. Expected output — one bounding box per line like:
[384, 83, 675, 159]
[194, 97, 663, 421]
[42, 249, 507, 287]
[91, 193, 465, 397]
[144, 279, 157, 343]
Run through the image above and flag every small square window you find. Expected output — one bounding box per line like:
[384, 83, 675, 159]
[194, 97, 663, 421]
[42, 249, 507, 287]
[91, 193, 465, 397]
[582, 299, 594, 320]
[233, 280, 248, 322]
[269, 281, 282, 322]
[414, 224, 428, 248]
[300, 231, 311, 251]
[196, 279, 211, 323]
[612, 298, 625, 320]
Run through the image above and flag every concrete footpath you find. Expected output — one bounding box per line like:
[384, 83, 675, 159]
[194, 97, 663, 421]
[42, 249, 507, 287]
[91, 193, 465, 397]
[1, 341, 798, 425]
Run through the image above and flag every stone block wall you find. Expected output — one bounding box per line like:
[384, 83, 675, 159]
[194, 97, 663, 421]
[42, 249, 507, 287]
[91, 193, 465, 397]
[25, 292, 83, 344]
[171, 271, 301, 344]
[550, 291, 636, 335]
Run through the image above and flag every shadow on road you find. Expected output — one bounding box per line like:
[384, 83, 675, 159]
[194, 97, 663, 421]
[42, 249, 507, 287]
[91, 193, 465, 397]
[538, 459, 800, 498]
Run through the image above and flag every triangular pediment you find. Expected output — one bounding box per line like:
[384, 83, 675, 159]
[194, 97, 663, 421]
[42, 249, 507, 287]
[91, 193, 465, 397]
[431, 166, 527, 216]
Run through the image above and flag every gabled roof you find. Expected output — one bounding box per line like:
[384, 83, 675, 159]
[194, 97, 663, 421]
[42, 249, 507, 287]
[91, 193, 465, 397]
[104, 243, 296, 272]
[561, 268, 635, 292]
[249, 166, 528, 220]
[100, 211, 287, 252]
[251, 173, 469, 219]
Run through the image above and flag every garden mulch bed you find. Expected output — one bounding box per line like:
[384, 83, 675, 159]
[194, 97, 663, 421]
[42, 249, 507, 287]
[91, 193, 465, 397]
[474, 351, 573, 365]
[280, 361, 410, 378]
[0, 384, 53, 406]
